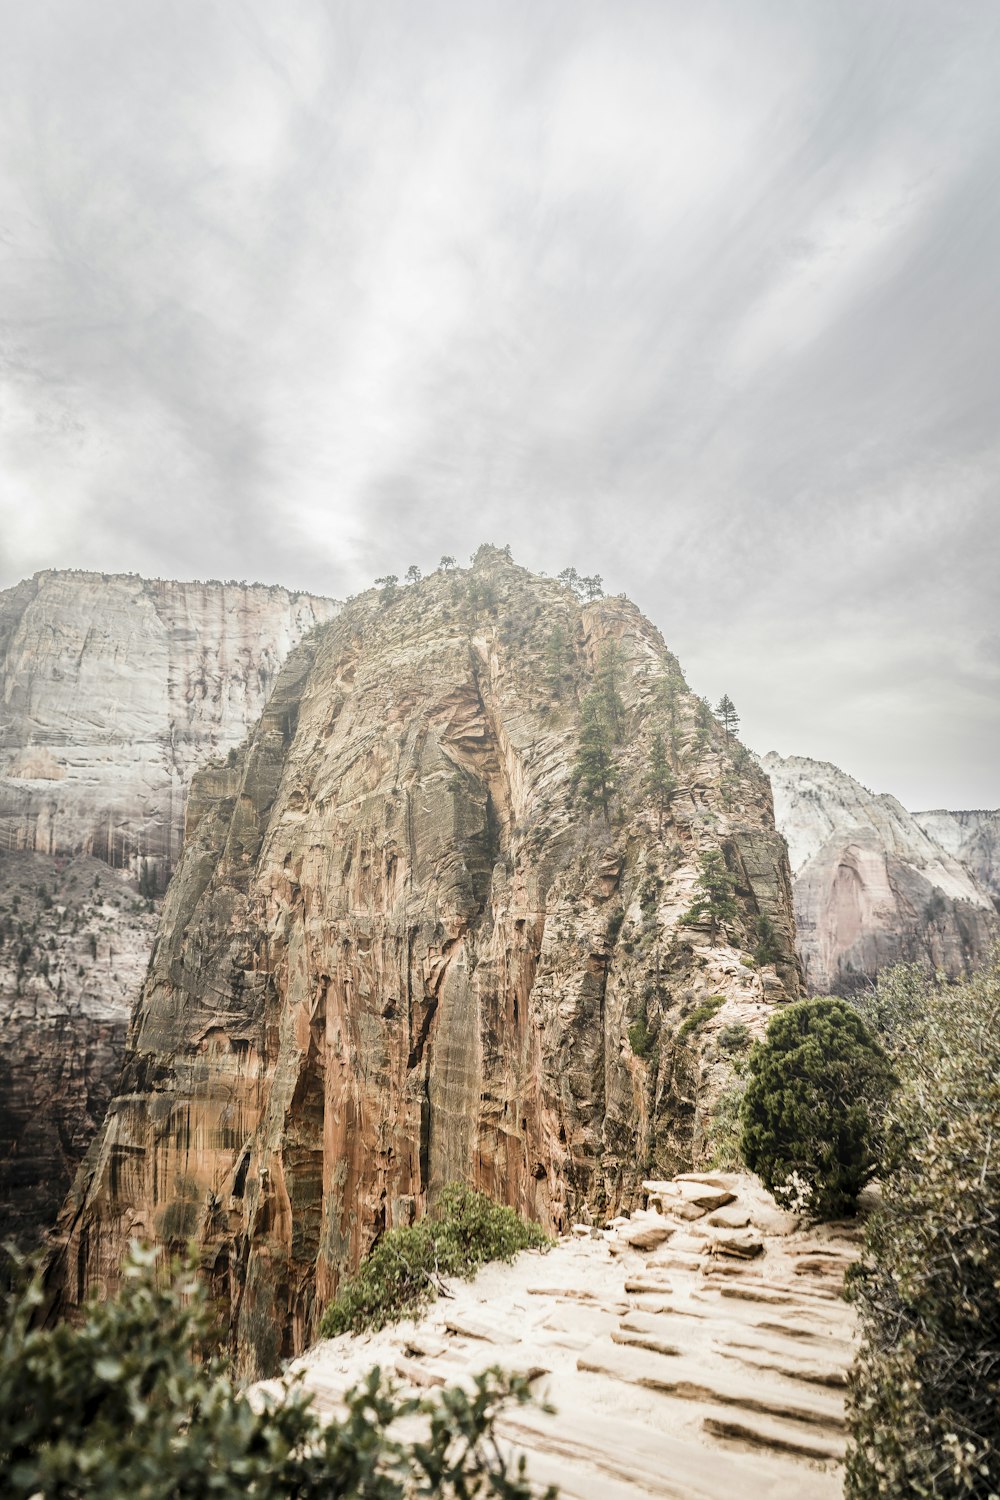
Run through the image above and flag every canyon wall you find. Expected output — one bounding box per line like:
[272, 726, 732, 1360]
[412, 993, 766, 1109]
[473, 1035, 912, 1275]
[913, 808, 1000, 906]
[50, 552, 801, 1374]
[0, 572, 338, 1248]
[0, 570, 339, 874]
[765, 753, 998, 994]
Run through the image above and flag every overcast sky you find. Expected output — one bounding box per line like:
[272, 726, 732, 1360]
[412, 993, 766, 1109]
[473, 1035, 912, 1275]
[1, 1, 998, 809]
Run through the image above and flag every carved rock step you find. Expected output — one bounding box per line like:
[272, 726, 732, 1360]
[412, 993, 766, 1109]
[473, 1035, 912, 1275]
[576, 1344, 846, 1431]
[612, 1322, 849, 1388]
[703, 1410, 846, 1463]
[500, 1403, 841, 1500]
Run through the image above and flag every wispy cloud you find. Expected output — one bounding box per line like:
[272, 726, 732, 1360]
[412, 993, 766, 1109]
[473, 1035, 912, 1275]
[1, 0, 998, 806]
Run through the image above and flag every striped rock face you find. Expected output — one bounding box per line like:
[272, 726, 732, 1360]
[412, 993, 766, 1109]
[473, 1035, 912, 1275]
[0, 571, 338, 1249]
[764, 752, 999, 994]
[49, 554, 801, 1377]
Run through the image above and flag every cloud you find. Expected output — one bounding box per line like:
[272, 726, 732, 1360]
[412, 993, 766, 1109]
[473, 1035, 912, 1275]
[0, 0, 998, 806]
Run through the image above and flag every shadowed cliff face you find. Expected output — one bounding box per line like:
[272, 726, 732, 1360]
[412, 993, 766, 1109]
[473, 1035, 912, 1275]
[765, 753, 999, 994]
[51, 555, 800, 1375]
[0, 571, 338, 1250]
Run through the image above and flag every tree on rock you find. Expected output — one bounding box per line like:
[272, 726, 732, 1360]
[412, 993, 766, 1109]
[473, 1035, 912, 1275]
[645, 731, 676, 832]
[715, 694, 739, 740]
[740, 998, 894, 1220]
[572, 692, 616, 818]
[683, 849, 739, 940]
[596, 641, 626, 743]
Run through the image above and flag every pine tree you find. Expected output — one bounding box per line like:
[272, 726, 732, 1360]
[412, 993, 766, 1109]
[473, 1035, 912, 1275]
[545, 623, 572, 697]
[405, 564, 422, 585]
[572, 692, 616, 818]
[683, 849, 739, 941]
[715, 694, 739, 740]
[645, 732, 675, 832]
[596, 641, 626, 743]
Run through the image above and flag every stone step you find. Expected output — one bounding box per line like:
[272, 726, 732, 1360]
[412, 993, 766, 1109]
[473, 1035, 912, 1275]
[444, 1313, 520, 1344]
[499, 1404, 840, 1500]
[703, 1410, 846, 1463]
[576, 1344, 846, 1431]
[611, 1324, 848, 1390]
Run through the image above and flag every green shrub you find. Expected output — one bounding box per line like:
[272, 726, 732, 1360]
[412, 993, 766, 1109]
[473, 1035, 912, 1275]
[717, 1022, 751, 1054]
[627, 1014, 654, 1058]
[705, 1069, 748, 1171]
[846, 959, 1000, 1498]
[321, 1185, 549, 1337]
[1, 1245, 551, 1499]
[740, 997, 894, 1219]
[677, 994, 725, 1041]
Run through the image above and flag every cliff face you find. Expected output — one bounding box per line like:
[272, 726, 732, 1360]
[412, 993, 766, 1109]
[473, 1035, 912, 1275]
[913, 809, 1000, 907]
[0, 570, 340, 873]
[0, 572, 338, 1249]
[764, 753, 998, 994]
[52, 554, 800, 1374]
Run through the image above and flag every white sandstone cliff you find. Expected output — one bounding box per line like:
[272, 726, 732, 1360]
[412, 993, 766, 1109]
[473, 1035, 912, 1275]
[764, 753, 998, 993]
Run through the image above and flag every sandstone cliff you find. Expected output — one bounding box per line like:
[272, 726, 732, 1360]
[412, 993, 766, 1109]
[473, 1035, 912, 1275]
[764, 753, 998, 994]
[0, 570, 339, 874]
[51, 551, 800, 1375]
[913, 808, 1000, 907]
[0, 571, 338, 1249]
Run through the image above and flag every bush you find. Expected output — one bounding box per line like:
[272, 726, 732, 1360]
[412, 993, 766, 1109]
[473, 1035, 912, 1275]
[740, 998, 894, 1219]
[846, 959, 1000, 1498]
[677, 994, 725, 1041]
[627, 1014, 654, 1058]
[0, 1244, 553, 1500]
[320, 1185, 550, 1337]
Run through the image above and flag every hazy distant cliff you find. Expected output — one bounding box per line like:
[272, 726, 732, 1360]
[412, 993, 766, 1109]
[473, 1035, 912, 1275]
[52, 551, 800, 1374]
[765, 752, 998, 993]
[0, 570, 340, 874]
[0, 571, 338, 1249]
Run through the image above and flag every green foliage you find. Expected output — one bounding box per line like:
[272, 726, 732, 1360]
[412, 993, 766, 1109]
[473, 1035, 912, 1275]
[438, 555, 457, 570]
[1, 1244, 551, 1500]
[752, 912, 782, 966]
[405, 564, 422, 584]
[627, 1014, 654, 1058]
[677, 994, 725, 1041]
[557, 567, 602, 600]
[740, 998, 895, 1219]
[845, 959, 1000, 1499]
[595, 641, 626, 742]
[321, 1185, 549, 1338]
[571, 692, 616, 818]
[717, 1021, 751, 1054]
[682, 849, 739, 940]
[644, 731, 675, 830]
[714, 693, 739, 739]
[705, 1068, 748, 1171]
[544, 622, 573, 697]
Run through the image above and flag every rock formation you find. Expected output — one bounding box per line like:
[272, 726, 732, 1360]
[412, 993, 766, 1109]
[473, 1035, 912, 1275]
[0, 571, 338, 1247]
[50, 550, 800, 1375]
[260, 1171, 857, 1496]
[0, 570, 339, 875]
[913, 808, 1000, 906]
[764, 753, 998, 994]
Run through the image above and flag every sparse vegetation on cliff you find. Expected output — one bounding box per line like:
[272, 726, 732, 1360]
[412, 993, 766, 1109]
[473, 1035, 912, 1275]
[1, 1245, 549, 1500]
[320, 1186, 550, 1337]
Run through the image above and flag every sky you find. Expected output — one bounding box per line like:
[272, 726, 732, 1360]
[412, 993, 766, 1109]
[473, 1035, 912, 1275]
[1, 0, 998, 810]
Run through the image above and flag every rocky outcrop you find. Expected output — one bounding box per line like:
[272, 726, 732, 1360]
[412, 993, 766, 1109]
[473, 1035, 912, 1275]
[0, 852, 158, 1249]
[0, 570, 339, 875]
[765, 753, 998, 994]
[50, 552, 800, 1374]
[0, 571, 337, 1248]
[913, 809, 1000, 907]
[259, 1171, 857, 1497]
